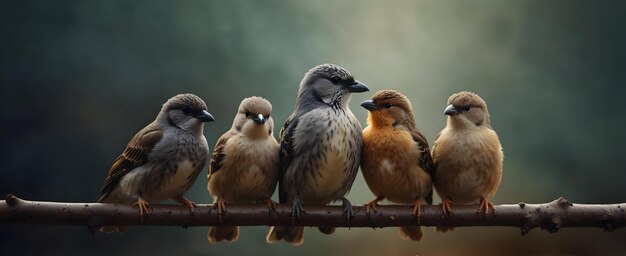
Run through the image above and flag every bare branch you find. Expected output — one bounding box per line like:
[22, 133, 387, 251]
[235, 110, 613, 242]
[1, 194, 624, 234]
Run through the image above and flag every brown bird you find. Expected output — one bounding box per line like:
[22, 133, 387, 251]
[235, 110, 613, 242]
[360, 90, 434, 241]
[97, 93, 214, 233]
[207, 96, 279, 243]
[266, 64, 369, 245]
[432, 91, 503, 232]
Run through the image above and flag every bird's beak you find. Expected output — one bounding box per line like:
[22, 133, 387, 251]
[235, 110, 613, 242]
[195, 110, 215, 122]
[360, 99, 381, 111]
[252, 113, 266, 124]
[444, 104, 459, 116]
[347, 80, 369, 93]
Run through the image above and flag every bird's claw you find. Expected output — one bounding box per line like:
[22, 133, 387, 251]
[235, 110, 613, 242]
[131, 197, 151, 220]
[441, 199, 453, 216]
[291, 198, 305, 223]
[364, 197, 383, 214]
[411, 199, 423, 224]
[264, 198, 278, 213]
[174, 195, 197, 213]
[341, 197, 354, 226]
[212, 198, 229, 222]
[477, 198, 496, 216]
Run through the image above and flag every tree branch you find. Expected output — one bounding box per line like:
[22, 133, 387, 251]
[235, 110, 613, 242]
[1, 194, 624, 234]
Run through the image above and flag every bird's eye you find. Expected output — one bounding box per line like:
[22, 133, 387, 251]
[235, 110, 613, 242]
[464, 106, 471, 111]
[385, 103, 393, 108]
[330, 76, 340, 84]
[182, 106, 191, 114]
[245, 111, 251, 117]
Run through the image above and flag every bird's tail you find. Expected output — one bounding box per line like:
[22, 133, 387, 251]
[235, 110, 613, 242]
[208, 226, 239, 243]
[398, 226, 424, 241]
[435, 226, 455, 232]
[266, 226, 304, 246]
[318, 226, 335, 234]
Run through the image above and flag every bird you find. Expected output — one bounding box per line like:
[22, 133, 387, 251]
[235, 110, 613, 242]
[360, 90, 434, 241]
[207, 96, 279, 243]
[97, 93, 214, 233]
[266, 63, 369, 246]
[432, 91, 503, 232]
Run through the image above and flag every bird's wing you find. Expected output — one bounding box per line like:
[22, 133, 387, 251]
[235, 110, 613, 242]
[208, 131, 235, 180]
[411, 130, 436, 205]
[278, 113, 298, 204]
[98, 124, 163, 202]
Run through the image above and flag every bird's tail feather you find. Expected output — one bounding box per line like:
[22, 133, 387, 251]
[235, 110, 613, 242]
[398, 226, 424, 241]
[266, 226, 304, 246]
[208, 226, 239, 243]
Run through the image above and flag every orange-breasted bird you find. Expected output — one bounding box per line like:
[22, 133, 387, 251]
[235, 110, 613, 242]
[360, 90, 434, 241]
[432, 91, 503, 232]
[207, 96, 279, 243]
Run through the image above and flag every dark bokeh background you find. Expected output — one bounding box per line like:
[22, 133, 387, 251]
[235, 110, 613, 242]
[1, 0, 625, 255]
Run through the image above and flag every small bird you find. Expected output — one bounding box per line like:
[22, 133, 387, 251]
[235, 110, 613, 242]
[97, 93, 214, 233]
[266, 64, 369, 246]
[207, 96, 279, 243]
[432, 91, 503, 232]
[360, 90, 434, 241]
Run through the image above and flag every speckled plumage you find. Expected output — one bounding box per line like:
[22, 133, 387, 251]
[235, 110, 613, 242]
[97, 93, 213, 233]
[267, 64, 369, 246]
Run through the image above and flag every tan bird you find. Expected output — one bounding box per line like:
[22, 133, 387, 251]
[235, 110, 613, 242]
[360, 90, 434, 241]
[98, 93, 214, 233]
[432, 91, 503, 232]
[207, 96, 279, 243]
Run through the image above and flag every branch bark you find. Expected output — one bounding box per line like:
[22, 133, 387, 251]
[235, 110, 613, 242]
[1, 194, 624, 234]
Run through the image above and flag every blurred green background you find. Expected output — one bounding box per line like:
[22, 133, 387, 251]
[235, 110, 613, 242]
[2, 0, 625, 255]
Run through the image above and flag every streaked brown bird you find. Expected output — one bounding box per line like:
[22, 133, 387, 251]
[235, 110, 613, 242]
[207, 96, 279, 243]
[97, 93, 214, 233]
[432, 91, 503, 232]
[266, 64, 369, 246]
[360, 90, 434, 241]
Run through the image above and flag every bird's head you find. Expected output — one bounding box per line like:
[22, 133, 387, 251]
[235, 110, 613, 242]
[298, 64, 369, 107]
[444, 91, 490, 129]
[361, 90, 415, 128]
[161, 93, 214, 132]
[233, 96, 274, 138]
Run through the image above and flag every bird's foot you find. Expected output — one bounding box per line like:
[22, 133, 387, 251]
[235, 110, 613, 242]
[411, 199, 423, 224]
[263, 198, 278, 212]
[477, 198, 496, 216]
[441, 198, 453, 216]
[212, 197, 229, 222]
[341, 197, 354, 226]
[291, 197, 305, 223]
[173, 195, 197, 213]
[131, 197, 151, 219]
[364, 197, 383, 214]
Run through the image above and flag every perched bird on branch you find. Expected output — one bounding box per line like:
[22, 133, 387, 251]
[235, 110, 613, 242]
[266, 64, 369, 246]
[360, 90, 434, 241]
[207, 96, 279, 243]
[97, 93, 214, 233]
[433, 91, 503, 232]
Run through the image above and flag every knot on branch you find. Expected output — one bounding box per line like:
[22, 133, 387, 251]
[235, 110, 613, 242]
[5, 194, 20, 206]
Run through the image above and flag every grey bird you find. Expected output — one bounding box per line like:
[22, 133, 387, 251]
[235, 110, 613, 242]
[207, 96, 279, 243]
[97, 93, 214, 233]
[266, 64, 369, 245]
